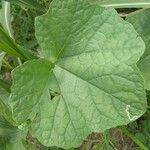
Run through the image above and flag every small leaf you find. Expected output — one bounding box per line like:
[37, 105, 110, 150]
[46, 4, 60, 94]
[126, 9, 150, 90]
[10, 0, 147, 148]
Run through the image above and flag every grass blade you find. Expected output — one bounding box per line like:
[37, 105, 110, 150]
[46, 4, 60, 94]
[0, 27, 37, 60]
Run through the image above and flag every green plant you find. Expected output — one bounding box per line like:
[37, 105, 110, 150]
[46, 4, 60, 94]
[0, 0, 150, 149]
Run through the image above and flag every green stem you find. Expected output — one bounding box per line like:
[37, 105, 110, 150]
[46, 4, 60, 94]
[120, 126, 149, 150]
[0, 79, 11, 93]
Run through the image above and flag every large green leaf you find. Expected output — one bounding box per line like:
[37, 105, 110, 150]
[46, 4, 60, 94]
[126, 9, 150, 90]
[10, 0, 147, 148]
[90, 0, 150, 8]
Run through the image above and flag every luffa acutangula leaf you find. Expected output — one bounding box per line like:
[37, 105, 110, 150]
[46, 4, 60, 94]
[10, 0, 147, 148]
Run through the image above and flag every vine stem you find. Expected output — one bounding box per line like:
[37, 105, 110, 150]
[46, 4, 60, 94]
[119, 126, 149, 150]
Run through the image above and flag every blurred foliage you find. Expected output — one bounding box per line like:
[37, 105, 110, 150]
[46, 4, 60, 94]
[10, 0, 51, 52]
